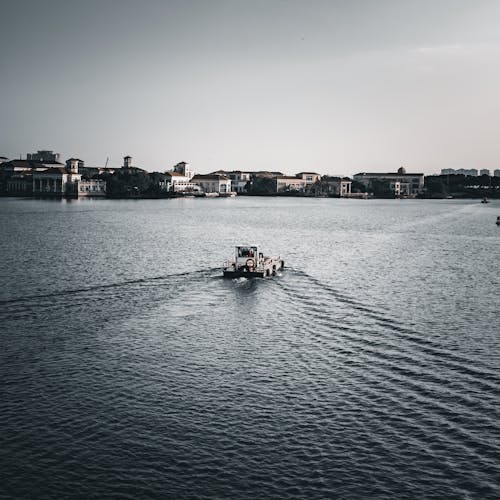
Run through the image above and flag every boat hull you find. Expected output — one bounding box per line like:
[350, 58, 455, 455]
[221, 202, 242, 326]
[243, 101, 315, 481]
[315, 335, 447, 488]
[223, 270, 266, 278]
[223, 259, 284, 279]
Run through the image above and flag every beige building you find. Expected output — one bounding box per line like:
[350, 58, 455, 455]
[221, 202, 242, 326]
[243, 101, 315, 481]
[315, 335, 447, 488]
[296, 172, 321, 185]
[275, 176, 307, 192]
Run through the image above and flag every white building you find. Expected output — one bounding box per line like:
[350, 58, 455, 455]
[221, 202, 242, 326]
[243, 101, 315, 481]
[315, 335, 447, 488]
[191, 174, 232, 194]
[164, 171, 199, 192]
[213, 170, 252, 193]
[162, 161, 199, 192]
[32, 158, 105, 197]
[33, 167, 81, 196]
[77, 179, 106, 196]
[172, 161, 194, 179]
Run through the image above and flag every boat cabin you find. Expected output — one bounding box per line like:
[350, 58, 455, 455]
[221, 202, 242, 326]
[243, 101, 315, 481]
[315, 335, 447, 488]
[234, 245, 262, 269]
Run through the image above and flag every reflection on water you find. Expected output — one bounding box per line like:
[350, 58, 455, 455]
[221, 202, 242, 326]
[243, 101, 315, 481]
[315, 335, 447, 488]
[1, 197, 499, 499]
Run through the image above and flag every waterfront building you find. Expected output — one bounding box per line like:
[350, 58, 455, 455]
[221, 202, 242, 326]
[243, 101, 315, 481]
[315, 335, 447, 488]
[162, 161, 199, 193]
[164, 171, 199, 193]
[6, 171, 34, 194]
[77, 178, 106, 196]
[66, 158, 85, 172]
[0, 159, 53, 174]
[441, 168, 455, 175]
[32, 167, 81, 196]
[296, 172, 321, 185]
[480, 169, 490, 176]
[191, 174, 232, 194]
[32, 158, 106, 197]
[275, 176, 307, 193]
[213, 170, 252, 193]
[353, 167, 424, 197]
[172, 161, 194, 180]
[307, 176, 353, 197]
[494, 169, 500, 177]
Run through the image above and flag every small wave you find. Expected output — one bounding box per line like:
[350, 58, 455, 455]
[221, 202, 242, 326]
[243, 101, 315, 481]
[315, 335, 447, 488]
[0, 267, 221, 306]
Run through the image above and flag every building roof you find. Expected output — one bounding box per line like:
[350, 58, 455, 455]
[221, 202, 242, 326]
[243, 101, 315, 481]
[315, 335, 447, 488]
[35, 167, 68, 175]
[324, 176, 352, 182]
[165, 171, 185, 177]
[277, 175, 306, 181]
[191, 174, 230, 181]
[296, 172, 320, 175]
[354, 172, 424, 177]
[252, 171, 284, 177]
[0, 159, 60, 171]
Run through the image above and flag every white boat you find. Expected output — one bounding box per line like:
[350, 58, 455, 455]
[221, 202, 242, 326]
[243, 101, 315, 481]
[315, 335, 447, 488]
[223, 245, 284, 278]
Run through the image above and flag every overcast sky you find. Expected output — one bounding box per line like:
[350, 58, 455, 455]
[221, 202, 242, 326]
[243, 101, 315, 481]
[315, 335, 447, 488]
[1, 0, 499, 175]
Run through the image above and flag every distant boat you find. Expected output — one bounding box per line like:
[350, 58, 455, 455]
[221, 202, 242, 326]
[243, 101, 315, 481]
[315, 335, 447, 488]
[496, 216, 500, 226]
[481, 197, 490, 204]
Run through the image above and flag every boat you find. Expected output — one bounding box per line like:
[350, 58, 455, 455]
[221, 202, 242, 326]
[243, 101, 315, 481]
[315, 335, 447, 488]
[481, 197, 490, 203]
[496, 216, 500, 226]
[223, 245, 284, 278]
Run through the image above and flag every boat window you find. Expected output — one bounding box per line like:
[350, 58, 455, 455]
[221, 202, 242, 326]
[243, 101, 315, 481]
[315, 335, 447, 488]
[238, 247, 257, 258]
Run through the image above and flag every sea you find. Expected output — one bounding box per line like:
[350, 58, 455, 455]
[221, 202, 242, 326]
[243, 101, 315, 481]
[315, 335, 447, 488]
[1, 196, 499, 499]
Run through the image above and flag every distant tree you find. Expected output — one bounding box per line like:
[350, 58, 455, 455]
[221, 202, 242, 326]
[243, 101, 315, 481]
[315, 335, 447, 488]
[248, 176, 276, 195]
[370, 179, 392, 197]
[424, 176, 446, 197]
[107, 170, 154, 196]
[351, 180, 367, 194]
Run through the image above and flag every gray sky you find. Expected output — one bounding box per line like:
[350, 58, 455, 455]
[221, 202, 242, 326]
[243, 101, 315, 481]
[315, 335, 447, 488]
[1, 0, 499, 175]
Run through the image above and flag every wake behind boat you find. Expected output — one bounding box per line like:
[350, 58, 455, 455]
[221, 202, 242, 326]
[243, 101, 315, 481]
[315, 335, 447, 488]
[223, 245, 284, 278]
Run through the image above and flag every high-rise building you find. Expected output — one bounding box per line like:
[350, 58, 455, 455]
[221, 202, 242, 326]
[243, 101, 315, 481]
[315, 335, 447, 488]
[26, 150, 60, 163]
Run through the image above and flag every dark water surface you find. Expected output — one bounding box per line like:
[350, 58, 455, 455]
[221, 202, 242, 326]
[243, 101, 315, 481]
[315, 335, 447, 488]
[1, 196, 499, 499]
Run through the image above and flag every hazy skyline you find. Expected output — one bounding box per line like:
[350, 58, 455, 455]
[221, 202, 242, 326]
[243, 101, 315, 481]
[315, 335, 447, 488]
[1, 0, 500, 175]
